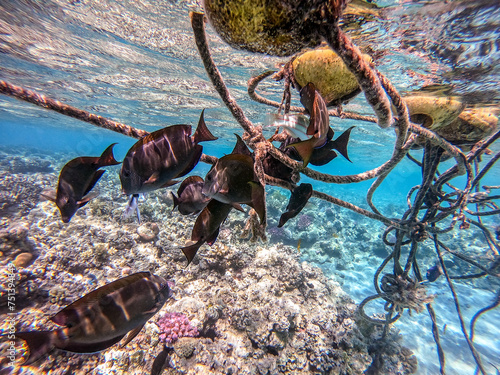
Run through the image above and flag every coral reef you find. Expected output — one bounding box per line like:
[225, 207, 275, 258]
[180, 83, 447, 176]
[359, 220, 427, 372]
[158, 312, 199, 345]
[0, 148, 415, 375]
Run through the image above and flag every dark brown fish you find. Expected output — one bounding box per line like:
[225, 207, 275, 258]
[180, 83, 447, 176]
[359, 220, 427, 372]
[42, 143, 120, 223]
[278, 183, 313, 227]
[120, 110, 217, 196]
[171, 175, 210, 215]
[181, 199, 233, 264]
[202, 153, 265, 225]
[16, 272, 172, 365]
[288, 82, 330, 166]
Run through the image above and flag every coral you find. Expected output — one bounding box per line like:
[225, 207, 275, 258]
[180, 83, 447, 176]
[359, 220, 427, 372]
[157, 312, 200, 345]
[295, 214, 313, 231]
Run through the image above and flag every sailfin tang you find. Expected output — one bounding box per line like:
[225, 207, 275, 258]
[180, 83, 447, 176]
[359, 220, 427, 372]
[178, 176, 204, 196]
[16, 330, 58, 366]
[330, 126, 354, 162]
[98, 143, 121, 167]
[192, 109, 218, 144]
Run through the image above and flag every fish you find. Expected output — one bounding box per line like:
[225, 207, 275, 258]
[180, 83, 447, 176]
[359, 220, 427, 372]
[266, 113, 310, 140]
[278, 183, 313, 227]
[426, 260, 455, 282]
[120, 110, 217, 214]
[181, 199, 233, 265]
[202, 153, 266, 225]
[15, 272, 172, 365]
[41, 143, 120, 223]
[286, 82, 330, 167]
[171, 175, 210, 215]
[267, 83, 353, 167]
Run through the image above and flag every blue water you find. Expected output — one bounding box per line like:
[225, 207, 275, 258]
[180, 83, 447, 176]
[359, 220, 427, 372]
[1, 0, 499, 374]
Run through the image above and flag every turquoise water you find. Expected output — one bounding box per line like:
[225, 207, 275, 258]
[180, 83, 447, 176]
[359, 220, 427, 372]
[1, 1, 499, 374]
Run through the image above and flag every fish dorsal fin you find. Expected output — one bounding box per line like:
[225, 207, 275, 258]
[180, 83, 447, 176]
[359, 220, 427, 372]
[51, 272, 151, 325]
[178, 176, 204, 197]
[192, 109, 218, 144]
[41, 189, 57, 202]
[181, 240, 203, 265]
[98, 143, 121, 167]
[120, 324, 145, 348]
[330, 126, 355, 162]
[231, 134, 252, 156]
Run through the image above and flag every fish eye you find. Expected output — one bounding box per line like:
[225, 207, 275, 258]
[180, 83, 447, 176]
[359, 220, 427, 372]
[122, 171, 130, 178]
[206, 175, 212, 181]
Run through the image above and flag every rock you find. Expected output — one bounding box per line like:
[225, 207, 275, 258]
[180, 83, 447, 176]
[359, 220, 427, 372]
[13, 252, 33, 268]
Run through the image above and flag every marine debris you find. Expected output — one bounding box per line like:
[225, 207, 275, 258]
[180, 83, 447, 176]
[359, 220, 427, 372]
[0, 1, 499, 374]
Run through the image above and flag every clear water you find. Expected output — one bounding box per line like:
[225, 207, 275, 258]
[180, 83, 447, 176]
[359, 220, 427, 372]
[0, 1, 499, 374]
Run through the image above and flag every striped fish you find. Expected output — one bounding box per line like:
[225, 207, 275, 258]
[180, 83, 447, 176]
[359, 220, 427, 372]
[120, 110, 217, 196]
[42, 143, 120, 223]
[16, 272, 172, 365]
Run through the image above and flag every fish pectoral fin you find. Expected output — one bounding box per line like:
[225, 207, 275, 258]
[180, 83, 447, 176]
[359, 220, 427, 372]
[77, 191, 99, 208]
[120, 324, 144, 348]
[40, 189, 57, 202]
[144, 172, 160, 185]
[287, 137, 317, 168]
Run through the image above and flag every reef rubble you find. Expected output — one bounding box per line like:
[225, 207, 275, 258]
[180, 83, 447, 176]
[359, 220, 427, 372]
[0, 148, 417, 375]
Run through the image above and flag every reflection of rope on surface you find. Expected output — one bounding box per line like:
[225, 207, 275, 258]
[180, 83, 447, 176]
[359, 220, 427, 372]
[0, 9, 499, 375]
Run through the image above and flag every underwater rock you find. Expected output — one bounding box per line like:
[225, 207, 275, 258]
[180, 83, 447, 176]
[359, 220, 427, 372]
[136, 222, 160, 242]
[173, 337, 197, 358]
[203, 0, 347, 56]
[12, 252, 33, 268]
[6, 156, 54, 174]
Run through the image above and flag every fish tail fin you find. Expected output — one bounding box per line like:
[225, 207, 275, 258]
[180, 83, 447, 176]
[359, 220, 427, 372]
[287, 137, 317, 168]
[16, 330, 58, 366]
[171, 192, 179, 211]
[99, 143, 121, 166]
[181, 241, 203, 265]
[331, 126, 354, 162]
[193, 109, 218, 144]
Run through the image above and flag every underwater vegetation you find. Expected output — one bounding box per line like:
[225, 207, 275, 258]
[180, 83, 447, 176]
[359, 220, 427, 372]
[0, 0, 499, 374]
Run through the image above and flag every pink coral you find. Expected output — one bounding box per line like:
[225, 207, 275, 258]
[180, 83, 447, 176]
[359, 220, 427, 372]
[157, 312, 199, 344]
